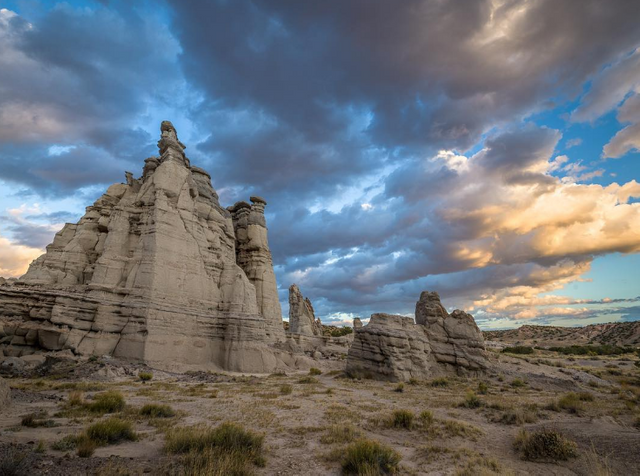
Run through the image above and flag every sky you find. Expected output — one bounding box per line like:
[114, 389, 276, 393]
[0, 0, 639, 330]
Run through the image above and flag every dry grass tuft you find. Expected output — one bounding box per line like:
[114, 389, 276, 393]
[513, 428, 577, 462]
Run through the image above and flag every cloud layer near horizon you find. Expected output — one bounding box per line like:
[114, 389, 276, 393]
[1, 1, 640, 327]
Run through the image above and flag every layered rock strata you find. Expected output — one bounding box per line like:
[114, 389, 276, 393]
[0, 121, 284, 372]
[288, 284, 322, 336]
[415, 291, 487, 372]
[346, 313, 432, 381]
[347, 292, 487, 381]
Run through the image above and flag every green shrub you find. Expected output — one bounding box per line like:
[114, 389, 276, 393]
[86, 418, 137, 445]
[87, 390, 125, 414]
[0, 447, 27, 475]
[341, 439, 401, 475]
[140, 403, 175, 418]
[328, 327, 354, 337]
[502, 346, 534, 355]
[138, 371, 153, 382]
[297, 376, 319, 384]
[34, 441, 46, 454]
[548, 345, 634, 356]
[513, 429, 577, 461]
[309, 368, 322, 376]
[477, 382, 488, 395]
[575, 392, 595, 402]
[556, 393, 585, 414]
[21, 413, 56, 428]
[279, 384, 293, 395]
[391, 409, 414, 429]
[510, 378, 526, 388]
[430, 377, 449, 387]
[408, 378, 420, 386]
[164, 422, 265, 474]
[460, 391, 482, 409]
[498, 406, 539, 425]
[52, 435, 80, 451]
[76, 436, 96, 458]
[393, 383, 404, 393]
[320, 424, 360, 444]
[419, 410, 434, 426]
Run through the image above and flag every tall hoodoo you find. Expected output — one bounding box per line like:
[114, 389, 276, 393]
[228, 196, 283, 338]
[0, 121, 284, 372]
[288, 284, 322, 336]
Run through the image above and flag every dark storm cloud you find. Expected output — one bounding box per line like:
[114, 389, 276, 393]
[169, 0, 640, 192]
[0, 3, 181, 195]
[3, 1, 640, 323]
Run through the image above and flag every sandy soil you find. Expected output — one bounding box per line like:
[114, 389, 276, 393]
[1, 350, 639, 475]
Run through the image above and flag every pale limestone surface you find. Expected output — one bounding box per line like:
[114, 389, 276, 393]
[346, 313, 432, 382]
[346, 292, 487, 381]
[288, 284, 322, 336]
[0, 121, 285, 373]
[415, 291, 488, 372]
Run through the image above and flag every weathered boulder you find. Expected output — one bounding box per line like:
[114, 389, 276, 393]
[0, 121, 285, 373]
[346, 313, 432, 382]
[415, 291, 487, 372]
[0, 376, 10, 409]
[288, 284, 323, 336]
[353, 318, 363, 329]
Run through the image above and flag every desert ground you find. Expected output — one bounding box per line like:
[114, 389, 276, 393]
[1, 344, 639, 475]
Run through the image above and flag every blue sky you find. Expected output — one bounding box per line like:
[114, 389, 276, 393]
[0, 0, 639, 329]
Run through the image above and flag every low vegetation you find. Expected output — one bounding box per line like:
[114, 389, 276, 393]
[341, 438, 401, 475]
[86, 418, 138, 445]
[87, 390, 126, 414]
[140, 403, 176, 418]
[459, 390, 482, 409]
[164, 422, 265, 475]
[21, 412, 56, 428]
[502, 346, 534, 355]
[547, 345, 636, 356]
[390, 409, 414, 429]
[309, 368, 322, 376]
[320, 424, 360, 444]
[513, 429, 577, 462]
[138, 371, 153, 382]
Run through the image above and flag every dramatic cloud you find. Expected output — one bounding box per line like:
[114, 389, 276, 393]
[0, 5, 183, 196]
[1, 0, 640, 327]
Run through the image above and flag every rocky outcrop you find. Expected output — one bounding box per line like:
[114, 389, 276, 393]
[346, 292, 487, 381]
[0, 121, 284, 373]
[288, 284, 322, 336]
[228, 197, 283, 339]
[0, 376, 10, 408]
[353, 318, 363, 329]
[415, 291, 487, 372]
[346, 313, 432, 381]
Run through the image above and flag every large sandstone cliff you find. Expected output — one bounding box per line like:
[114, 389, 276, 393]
[0, 121, 284, 372]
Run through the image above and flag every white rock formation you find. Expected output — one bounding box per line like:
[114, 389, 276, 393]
[346, 313, 432, 381]
[346, 292, 487, 381]
[0, 121, 284, 372]
[415, 291, 487, 372]
[288, 284, 322, 336]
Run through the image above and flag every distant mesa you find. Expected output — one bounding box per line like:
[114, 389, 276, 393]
[0, 121, 486, 380]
